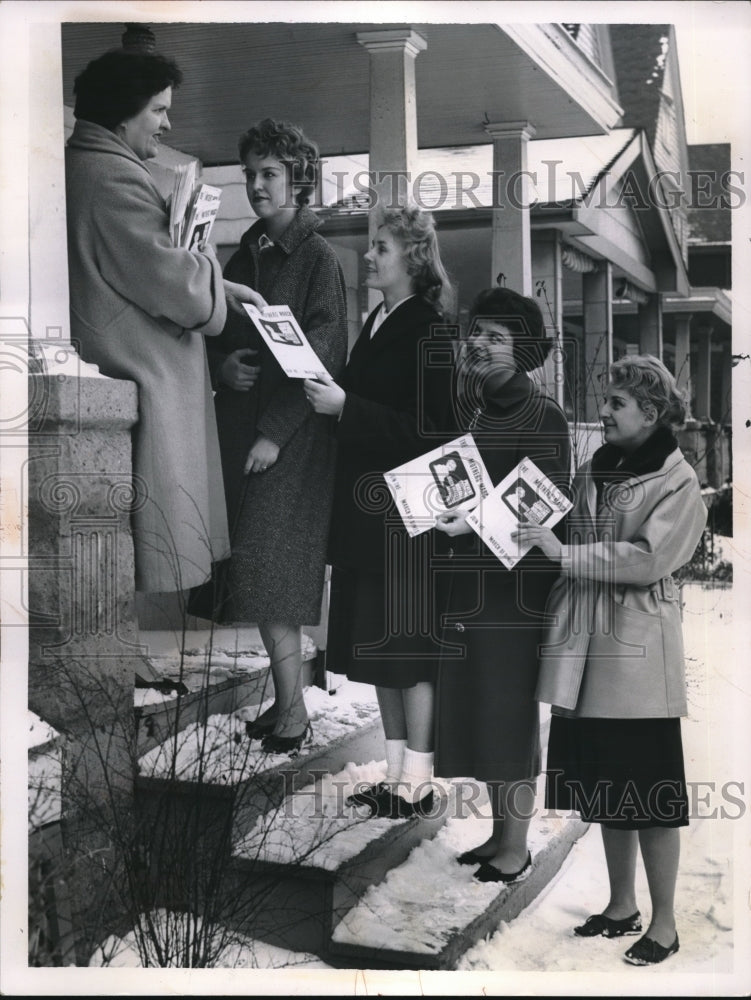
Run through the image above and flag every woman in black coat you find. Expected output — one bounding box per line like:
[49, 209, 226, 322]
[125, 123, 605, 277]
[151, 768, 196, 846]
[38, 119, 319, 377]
[305, 204, 452, 818]
[434, 287, 571, 883]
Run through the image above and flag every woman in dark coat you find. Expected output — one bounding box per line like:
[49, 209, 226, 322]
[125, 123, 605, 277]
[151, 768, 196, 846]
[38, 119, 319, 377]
[204, 119, 348, 754]
[305, 204, 452, 817]
[434, 287, 571, 883]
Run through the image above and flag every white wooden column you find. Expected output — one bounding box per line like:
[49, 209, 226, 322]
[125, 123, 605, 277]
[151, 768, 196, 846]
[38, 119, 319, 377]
[674, 313, 693, 418]
[532, 230, 564, 404]
[484, 121, 536, 296]
[357, 28, 426, 216]
[582, 262, 613, 423]
[695, 324, 713, 422]
[357, 29, 427, 310]
[638, 293, 664, 359]
[719, 343, 732, 426]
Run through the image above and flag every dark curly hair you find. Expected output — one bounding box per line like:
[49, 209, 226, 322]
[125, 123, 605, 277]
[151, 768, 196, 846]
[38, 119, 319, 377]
[467, 286, 554, 372]
[73, 49, 182, 131]
[609, 355, 687, 427]
[238, 118, 319, 207]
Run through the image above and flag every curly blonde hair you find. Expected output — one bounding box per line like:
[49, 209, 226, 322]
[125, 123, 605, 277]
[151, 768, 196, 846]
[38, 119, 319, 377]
[610, 355, 687, 427]
[372, 202, 453, 315]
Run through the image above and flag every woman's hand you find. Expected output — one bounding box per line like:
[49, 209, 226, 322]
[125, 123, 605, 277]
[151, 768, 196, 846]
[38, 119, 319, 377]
[220, 348, 260, 390]
[303, 373, 346, 417]
[223, 279, 268, 316]
[435, 510, 473, 536]
[512, 525, 563, 561]
[244, 435, 280, 475]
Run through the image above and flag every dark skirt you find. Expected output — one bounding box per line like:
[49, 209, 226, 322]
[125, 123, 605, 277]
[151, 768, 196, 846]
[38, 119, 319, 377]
[545, 714, 689, 829]
[327, 564, 444, 688]
[433, 566, 557, 783]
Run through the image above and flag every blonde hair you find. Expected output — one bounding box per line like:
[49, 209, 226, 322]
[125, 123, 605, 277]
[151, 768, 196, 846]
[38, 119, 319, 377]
[610, 355, 687, 427]
[372, 202, 453, 315]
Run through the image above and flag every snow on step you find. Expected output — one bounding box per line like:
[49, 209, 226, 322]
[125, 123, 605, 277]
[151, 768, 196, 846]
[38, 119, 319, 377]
[330, 783, 585, 961]
[234, 761, 451, 870]
[134, 627, 316, 708]
[137, 681, 381, 784]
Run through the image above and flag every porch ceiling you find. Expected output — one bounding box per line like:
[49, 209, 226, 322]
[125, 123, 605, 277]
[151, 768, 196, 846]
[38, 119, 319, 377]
[61, 21, 621, 165]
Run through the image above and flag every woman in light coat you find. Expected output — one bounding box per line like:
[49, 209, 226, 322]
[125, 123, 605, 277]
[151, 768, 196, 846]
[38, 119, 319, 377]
[516, 355, 707, 967]
[66, 48, 256, 597]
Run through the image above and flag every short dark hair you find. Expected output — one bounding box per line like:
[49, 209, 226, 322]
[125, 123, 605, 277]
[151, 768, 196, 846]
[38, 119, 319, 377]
[468, 287, 553, 372]
[238, 118, 319, 207]
[73, 49, 182, 131]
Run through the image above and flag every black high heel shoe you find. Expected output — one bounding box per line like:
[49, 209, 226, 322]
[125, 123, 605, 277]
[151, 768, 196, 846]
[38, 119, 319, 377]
[245, 705, 279, 740]
[261, 723, 312, 757]
[473, 851, 532, 884]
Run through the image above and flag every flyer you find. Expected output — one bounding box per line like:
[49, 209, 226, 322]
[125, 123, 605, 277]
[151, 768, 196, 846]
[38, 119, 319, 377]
[383, 434, 494, 536]
[466, 456, 572, 568]
[242, 304, 329, 379]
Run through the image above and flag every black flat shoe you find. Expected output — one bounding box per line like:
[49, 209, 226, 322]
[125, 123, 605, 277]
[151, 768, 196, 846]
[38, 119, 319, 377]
[245, 706, 279, 739]
[574, 911, 642, 938]
[261, 723, 311, 757]
[457, 848, 496, 866]
[473, 852, 532, 884]
[624, 933, 679, 965]
[346, 783, 387, 808]
[363, 786, 435, 820]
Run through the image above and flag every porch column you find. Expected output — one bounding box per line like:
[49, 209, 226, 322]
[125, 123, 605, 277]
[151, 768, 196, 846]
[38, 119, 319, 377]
[718, 343, 732, 426]
[484, 121, 537, 296]
[357, 28, 427, 310]
[532, 230, 564, 405]
[674, 313, 693, 418]
[694, 323, 713, 422]
[357, 28, 427, 216]
[638, 293, 663, 358]
[582, 262, 613, 423]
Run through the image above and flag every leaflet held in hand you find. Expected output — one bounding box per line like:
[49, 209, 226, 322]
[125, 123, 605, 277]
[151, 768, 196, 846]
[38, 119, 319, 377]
[466, 457, 572, 568]
[168, 162, 222, 249]
[383, 434, 494, 537]
[242, 304, 329, 380]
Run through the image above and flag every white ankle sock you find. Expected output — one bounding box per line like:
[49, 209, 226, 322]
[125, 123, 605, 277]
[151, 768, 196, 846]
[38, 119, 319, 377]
[384, 738, 407, 785]
[397, 748, 434, 803]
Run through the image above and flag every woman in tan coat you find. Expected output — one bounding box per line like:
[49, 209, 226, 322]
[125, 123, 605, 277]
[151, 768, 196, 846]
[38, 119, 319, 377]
[66, 48, 256, 597]
[516, 355, 707, 967]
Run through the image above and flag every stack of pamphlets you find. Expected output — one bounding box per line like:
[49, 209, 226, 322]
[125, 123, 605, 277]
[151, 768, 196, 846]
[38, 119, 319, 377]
[169, 162, 221, 249]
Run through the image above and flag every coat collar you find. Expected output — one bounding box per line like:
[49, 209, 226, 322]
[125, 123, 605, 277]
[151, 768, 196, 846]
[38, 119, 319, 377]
[355, 295, 440, 357]
[241, 206, 321, 257]
[67, 119, 152, 178]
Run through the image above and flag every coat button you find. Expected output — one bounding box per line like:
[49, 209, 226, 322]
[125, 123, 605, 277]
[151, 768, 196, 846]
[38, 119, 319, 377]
[455, 622, 465, 632]
[447, 547, 454, 559]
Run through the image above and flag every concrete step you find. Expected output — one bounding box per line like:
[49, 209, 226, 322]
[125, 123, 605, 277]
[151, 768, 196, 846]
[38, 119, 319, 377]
[223, 767, 454, 956]
[326, 794, 588, 970]
[134, 679, 386, 848]
[133, 627, 317, 754]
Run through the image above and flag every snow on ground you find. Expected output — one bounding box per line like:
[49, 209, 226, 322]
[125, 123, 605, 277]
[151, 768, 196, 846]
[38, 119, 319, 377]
[64, 582, 751, 992]
[89, 910, 330, 969]
[453, 582, 743, 979]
